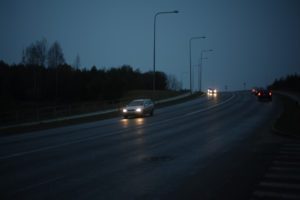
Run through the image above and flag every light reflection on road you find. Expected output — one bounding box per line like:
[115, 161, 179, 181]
[120, 118, 145, 128]
[119, 118, 146, 161]
[207, 93, 219, 103]
[120, 118, 129, 128]
[135, 118, 144, 126]
[207, 93, 217, 98]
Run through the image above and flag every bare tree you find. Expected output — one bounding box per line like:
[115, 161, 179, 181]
[23, 38, 47, 66]
[47, 41, 65, 68]
[21, 48, 26, 65]
[35, 38, 47, 66]
[47, 41, 65, 101]
[73, 53, 81, 69]
[167, 74, 181, 91]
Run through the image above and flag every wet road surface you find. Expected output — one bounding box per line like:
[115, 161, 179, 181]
[0, 92, 287, 199]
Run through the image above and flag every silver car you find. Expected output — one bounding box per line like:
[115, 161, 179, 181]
[122, 99, 154, 118]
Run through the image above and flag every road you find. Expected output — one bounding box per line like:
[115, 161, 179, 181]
[0, 91, 286, 199]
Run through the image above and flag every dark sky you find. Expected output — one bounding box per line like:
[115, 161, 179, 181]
[1, 0, 300, 91]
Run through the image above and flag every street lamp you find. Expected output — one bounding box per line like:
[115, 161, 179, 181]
[153, 10, 179, 95]
[189, 36, 206, 93]
[199, 49, 213, 92]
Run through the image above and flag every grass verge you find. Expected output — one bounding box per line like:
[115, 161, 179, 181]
[274, 95, 300, 137]
[1, 92, 202, 135]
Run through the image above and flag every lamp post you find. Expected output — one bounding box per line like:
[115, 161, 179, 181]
[199, 49, 213, 92]
[153, 10, 179, 95]
[189, 36, 206, 93]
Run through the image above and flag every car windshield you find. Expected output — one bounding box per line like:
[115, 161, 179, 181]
[128, 100, 144, 106]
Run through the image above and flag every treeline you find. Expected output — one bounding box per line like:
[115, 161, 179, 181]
[0, 38, 182, 112]
[269, 74, 300, 92]
[0, 61, 168, 106]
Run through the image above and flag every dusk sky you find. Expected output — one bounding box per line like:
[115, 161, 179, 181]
[1, 0, 300, 91]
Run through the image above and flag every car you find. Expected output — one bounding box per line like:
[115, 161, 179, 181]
[207, 88, 217, 96]
[256, 89, 272, 101]
[251, 88, 258, 95]
[122, 99, 154, 118]
[252, 87, 263, 96]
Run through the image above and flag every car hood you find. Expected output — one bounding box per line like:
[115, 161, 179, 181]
[125, 105, 144, 109]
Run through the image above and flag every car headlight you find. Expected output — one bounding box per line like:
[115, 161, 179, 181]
[123, 109, 127, 113]
[214, 89, 217, 93]
[136, 108, 142, 112]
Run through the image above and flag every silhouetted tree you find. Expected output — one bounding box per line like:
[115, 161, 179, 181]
[23, 38, 47, 66]
[73, 53, 81, 69]
[1, 37, 174, 114]
[0, 60, 10, 103]
[269, 73, 300, 92]
[167, 74, 181, 91]
[155, 71, 167, 90]
[47, 41, 65, 68]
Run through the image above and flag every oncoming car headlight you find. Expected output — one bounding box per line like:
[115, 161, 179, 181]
[136, 108, 142, 112]
[123, 109, 127, 113]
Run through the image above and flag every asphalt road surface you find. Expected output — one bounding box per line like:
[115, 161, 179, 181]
[0, 92, 285, 200]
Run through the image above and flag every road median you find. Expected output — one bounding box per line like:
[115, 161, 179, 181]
[0, 92, 199, 134]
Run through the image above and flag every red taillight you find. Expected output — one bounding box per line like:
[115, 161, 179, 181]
[269, 92, 272, 96]
[258, 92, 261, 96]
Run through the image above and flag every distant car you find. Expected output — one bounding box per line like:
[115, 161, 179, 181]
[257, 89, 272, 101]
[251, 88, 258, 95]
[207, 88, 217, 96]
[252, 87, 263, 96]
[122, 99, 154, 118]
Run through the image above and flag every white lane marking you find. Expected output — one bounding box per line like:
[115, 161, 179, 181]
[265, 173, 300, 180]
[253, 190, 300, 200]
[252, 143, 300, 200]
[184, 93, 235, 116]
[283, 143, 300, 147]
[275, 155, 300, 160]
[273, 160, 300, 166]
[270, 166, 300, 172]
[0, 93, 236, 160]
[259, 181, 300, 190]
[0, 128, 127, 160]
[140, 93, 235, 127]
[279, 150, 300, 155]
[281, 147, 300, 151]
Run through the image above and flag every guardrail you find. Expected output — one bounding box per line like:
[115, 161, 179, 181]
[155, 93, 191, 104]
